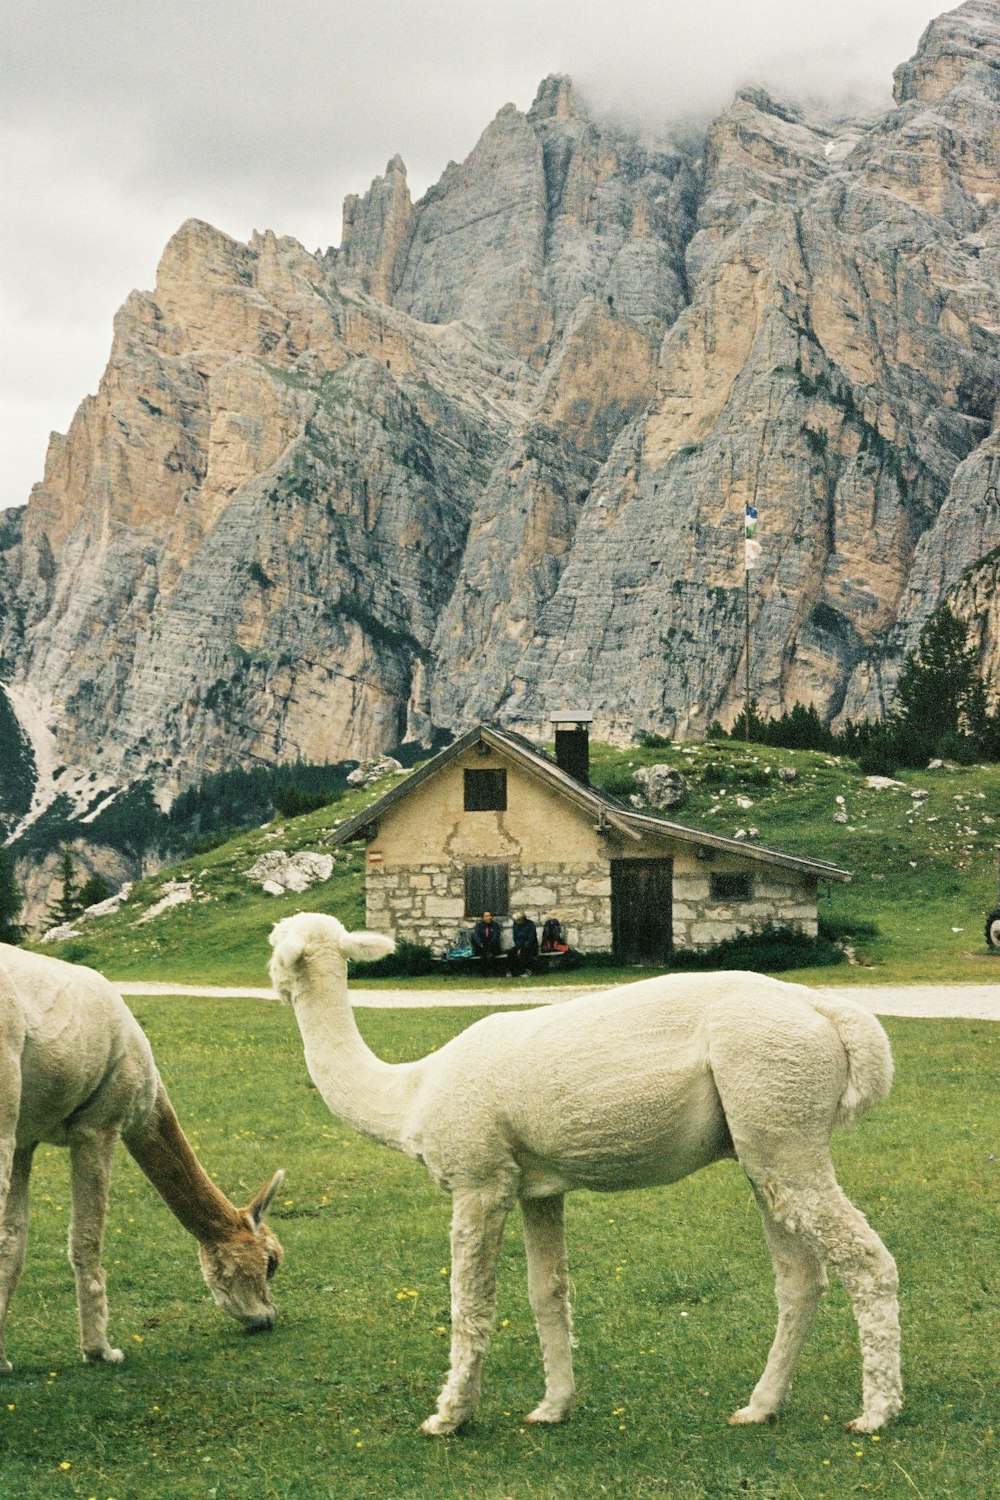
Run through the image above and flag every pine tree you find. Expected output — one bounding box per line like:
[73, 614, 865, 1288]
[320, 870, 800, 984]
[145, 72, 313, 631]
[46, 846, 82, 928]
[892, 605, 987, 752]
[0, 849, 23, 945]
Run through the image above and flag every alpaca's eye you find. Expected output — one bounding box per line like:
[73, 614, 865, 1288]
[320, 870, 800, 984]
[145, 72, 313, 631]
[266, 1254, 278, 1281]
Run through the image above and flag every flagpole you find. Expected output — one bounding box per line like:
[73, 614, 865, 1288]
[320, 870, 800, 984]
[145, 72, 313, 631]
[744, 568, 751, 742]
[743, 502, 759, 742]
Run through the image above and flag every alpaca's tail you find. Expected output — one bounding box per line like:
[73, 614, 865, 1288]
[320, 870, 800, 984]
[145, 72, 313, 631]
[806, 992, 894, 1127]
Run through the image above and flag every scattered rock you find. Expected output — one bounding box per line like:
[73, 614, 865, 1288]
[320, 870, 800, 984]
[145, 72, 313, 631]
[777, 767, 798, 782]
[81, 882, 134, 920]
[833, 811, 849, 824]
[865, 775, 904, 790]
[138, 880, 197, 924]
[40, 922, 84, 944]
[910, 788, 929, 800]
[345, 756, 405, 788]
[632, 764, 691, 811]
[246, 850, 334, 894]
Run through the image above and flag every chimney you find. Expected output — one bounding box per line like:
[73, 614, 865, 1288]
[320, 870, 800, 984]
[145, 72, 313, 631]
[550, 711, 593, 785]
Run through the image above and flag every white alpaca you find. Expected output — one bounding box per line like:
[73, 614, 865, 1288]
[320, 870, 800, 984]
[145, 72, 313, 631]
[0, 945, 284, 1369]
[269, 912, 901, 1436]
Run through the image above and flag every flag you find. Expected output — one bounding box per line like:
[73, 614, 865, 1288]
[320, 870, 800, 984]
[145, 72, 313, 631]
[745, 504, 761, 570]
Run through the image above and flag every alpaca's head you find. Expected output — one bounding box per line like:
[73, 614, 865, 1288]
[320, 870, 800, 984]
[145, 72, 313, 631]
[268, 912, 395, 1000]
[198, 1170, 285, 1332]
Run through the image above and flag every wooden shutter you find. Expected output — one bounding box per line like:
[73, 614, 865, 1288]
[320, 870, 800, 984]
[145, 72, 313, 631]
[464, 863, 510, 917]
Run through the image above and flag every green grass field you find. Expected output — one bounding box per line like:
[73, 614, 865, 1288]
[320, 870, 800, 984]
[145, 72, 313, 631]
[0, 998, 996, 1500]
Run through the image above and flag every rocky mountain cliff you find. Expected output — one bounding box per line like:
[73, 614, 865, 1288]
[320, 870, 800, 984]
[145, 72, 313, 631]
[4, 1, 1000, 831]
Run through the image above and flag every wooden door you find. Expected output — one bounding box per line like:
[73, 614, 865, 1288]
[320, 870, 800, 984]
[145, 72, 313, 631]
[610, 858, 673, 963]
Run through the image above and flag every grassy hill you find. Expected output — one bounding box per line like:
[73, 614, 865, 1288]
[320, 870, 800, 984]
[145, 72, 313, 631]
[31, 739, 1000, 987]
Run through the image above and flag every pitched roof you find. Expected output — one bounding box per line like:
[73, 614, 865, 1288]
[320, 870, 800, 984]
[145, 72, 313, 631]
[327, 724, 851, 883]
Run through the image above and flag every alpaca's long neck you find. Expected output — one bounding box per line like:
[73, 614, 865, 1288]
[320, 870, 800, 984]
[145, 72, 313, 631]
[289, 955, 420, 1152]
[123, 1080, 243, 1246]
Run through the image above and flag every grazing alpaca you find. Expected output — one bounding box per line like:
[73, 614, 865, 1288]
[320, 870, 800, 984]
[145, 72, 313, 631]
[0, 945, 284, 1370]
[269, 912, 901, 1436]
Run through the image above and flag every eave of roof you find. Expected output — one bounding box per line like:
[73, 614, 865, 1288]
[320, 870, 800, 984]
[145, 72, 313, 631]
[326, 724, 851, 883]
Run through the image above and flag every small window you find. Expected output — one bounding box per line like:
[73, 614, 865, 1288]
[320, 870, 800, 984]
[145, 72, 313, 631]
[710, 872, 752, 902]
[464, 863, 510, 918]
[464, 769, 507, 812]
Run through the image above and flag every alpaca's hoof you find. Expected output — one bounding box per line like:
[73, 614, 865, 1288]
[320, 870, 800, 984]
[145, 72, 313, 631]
[846, 1406, 898, 1434]
[525, 1401, 571, 1425]
[84, 1347, 125, 1365]
[729, 1404, 777, 1426]
[419, 1413, 461, 1437]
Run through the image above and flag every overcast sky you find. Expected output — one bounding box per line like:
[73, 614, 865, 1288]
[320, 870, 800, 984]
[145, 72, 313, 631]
[2, 0, 947, 513]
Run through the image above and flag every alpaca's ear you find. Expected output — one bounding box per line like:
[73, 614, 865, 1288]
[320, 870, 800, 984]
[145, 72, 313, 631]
[270, 926, 306, 970]
[249, 1169, 285, 1228]
[340, 931, 395, 964]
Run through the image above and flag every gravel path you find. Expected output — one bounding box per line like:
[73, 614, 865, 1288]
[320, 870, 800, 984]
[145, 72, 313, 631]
[116, 979, 1000, 1019]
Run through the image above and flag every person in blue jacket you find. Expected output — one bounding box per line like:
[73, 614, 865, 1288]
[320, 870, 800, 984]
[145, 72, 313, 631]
[509, 912, 539, 976]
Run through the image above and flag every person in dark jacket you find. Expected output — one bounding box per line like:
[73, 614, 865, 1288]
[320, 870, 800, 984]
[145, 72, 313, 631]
[540, 916, 569, 953]
[471, 911, 503, 974]
[508, 913, 538, 976]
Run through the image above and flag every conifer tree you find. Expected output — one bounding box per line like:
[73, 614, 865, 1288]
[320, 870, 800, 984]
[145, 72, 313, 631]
[0, 849, 23, 945]
[46, 845, 82, 927]
[892, 604, 987, 752]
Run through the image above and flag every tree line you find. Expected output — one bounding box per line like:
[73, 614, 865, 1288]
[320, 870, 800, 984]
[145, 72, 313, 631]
[712, 605, 999, 771]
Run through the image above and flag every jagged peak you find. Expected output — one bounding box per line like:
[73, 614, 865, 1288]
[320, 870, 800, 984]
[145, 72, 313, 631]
[156, 218, 252, 287]
[894, 0, 1000, 105]
[528, 74, 585, 123]
[732, 87, 806, 126]
[164, 217, 242, 253]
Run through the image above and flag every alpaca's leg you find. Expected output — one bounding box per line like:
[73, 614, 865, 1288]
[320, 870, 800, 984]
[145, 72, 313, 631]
[521, 1195, 574, 1424]
[0, 1147, 33, 1374]
[68, 1132, 124, 1365]
[420, 1184, 513, 1436]
[730, 1194, 827, 1424]
[745, 1163, 900, 1432]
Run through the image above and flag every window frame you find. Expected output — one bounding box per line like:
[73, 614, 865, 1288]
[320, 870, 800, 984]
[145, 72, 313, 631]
[463, 768, 508, 812]
[709, 871, 753, 903]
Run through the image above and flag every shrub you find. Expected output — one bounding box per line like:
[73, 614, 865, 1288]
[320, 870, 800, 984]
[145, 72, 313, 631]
[352, 940, 438, 978]
[669, 922, 845, 973]
[78, 874, 112, 909]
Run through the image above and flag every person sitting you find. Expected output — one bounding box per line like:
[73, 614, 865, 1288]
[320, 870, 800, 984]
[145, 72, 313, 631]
[540, 916, 570, 954]
[508, 912, 539, 976]
[471, 910, 503, 974]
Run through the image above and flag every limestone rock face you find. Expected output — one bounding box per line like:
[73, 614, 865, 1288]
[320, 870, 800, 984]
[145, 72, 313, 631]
[4, 4, 1000, 819]
[340, 156, 413, 302]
